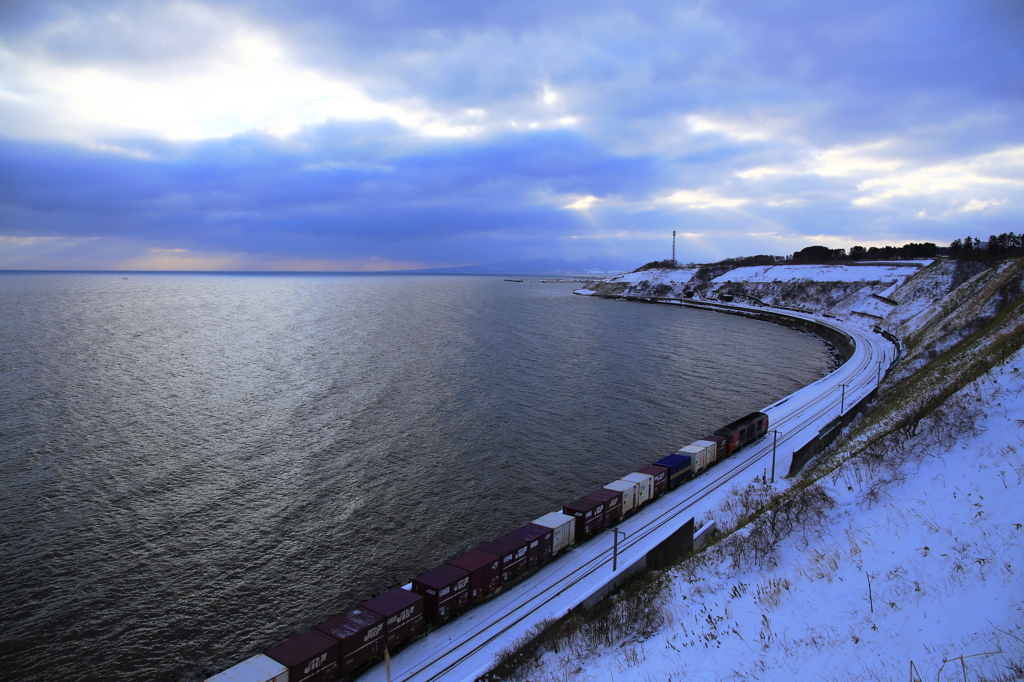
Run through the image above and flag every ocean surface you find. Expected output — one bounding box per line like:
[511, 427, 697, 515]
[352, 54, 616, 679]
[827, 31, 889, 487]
[0, 272, 835, 681]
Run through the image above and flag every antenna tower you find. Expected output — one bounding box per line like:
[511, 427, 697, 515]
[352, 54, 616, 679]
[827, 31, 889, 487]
[672, 231, 676, 264]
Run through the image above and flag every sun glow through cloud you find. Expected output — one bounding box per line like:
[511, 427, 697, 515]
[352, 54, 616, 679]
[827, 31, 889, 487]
[661, 189, 751, 209]
[564, 195, 601, 210]
[1, 23, 475, 141]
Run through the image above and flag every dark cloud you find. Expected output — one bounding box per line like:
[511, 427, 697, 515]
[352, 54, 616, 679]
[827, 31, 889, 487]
[0, 126, 669, 263]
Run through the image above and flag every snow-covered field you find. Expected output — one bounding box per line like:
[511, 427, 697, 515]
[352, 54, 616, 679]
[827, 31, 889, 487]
[523, 357, 1024, 681]
[604, 267, 700, 285]
[712, 263, 928, 284]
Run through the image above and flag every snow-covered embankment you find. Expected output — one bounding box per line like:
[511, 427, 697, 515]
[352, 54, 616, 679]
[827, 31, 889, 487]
[508, 258, 1024, 682]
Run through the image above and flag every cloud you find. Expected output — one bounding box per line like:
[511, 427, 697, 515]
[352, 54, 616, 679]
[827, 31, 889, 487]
[960, 198, 1008, 213]
[852, 146, 1024, 206]
[0, 233, 437, 271]
[2, 0, 1024, 269]
[686, 114, 777, 143]
[113, 248, 431, 272]
[563, 195, 602, 210]
[0, 10, 491, 143]
[660, 188, 751, 209]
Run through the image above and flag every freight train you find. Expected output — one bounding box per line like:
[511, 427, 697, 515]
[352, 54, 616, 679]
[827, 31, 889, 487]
[207, 411, 769, 682]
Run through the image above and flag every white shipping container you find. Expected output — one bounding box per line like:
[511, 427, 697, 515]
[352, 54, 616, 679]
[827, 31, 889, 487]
[533, 512, 577, 553]
[604, 480, 637, 514]
[622, 472, 654, 506]
[206, 655, 289, 682]
[678, 441, 716, 472]
[693, 440, 720, 465]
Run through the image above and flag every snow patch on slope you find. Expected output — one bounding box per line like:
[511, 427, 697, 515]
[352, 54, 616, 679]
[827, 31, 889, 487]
[712, 263, 926, 284]
[605, 268, 700, 285]
[524, 357, 1024, 682]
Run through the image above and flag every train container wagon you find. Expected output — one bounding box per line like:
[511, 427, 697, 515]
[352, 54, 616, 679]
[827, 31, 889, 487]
[604, 480, 638, 515]
[411, 565, 470, 622]
[209, 407, 787, 681]
[479, 536, 529, 582]
[206, 654, 289, 682]
[316, 608, 385, 678]
[713, 411, 769, 456]
[508, 523, 554, 568]
[678, 441, 716, 473]
[635, 465, 668, 499]
[622, 472, 654, 506]
[701, 433, 728, 460]
[693, 439, 721, 463]
[533, 512, 576, 553]
[584, 488, 623, 525]
[362, 588, 424, 652]
[264, 629, 340, 682]
[653, 454, 692, 489]
[562, 497, 605, 539]
[448, 550, 502, 602]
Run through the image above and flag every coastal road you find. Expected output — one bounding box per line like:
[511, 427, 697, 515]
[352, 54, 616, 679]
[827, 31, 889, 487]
[359, 306, 894, 682]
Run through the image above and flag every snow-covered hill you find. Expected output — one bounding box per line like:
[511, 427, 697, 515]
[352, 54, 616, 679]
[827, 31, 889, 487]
[504, 361, 1024, 682]
[497, 258, 1024, 682]
[578, 261, 930, 320]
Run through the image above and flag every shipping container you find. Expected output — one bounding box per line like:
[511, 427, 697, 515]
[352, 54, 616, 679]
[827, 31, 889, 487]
[264, 629, 339, 682]
[701, 433, 728, 461]
[411, 565, 470, 622]
[653, 454, 692, 489]
[693, 440, 721, 465]
[635, 465, 668, 499]
[603, 480, 638, 515]
[678, 441, 716, 472]
[562, 496, 606, 539]
[622, 472, 654, 507]
[362, 587, 424, 652]
[206, 654, 290, 682]
[584, 488, 623, 525]
[448, 549, 502, 601]
[478, 536, 529, 582]
[508, 523, 554, 567]
[532, 512, 577, 553]
[316, 607, 384, 677]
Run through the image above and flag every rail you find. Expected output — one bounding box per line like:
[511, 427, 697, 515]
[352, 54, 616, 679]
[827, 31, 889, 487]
[359, 298, 897, 682]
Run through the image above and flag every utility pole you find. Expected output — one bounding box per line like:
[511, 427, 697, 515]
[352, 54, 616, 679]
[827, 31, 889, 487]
[770, 429, 781, 483]
[839, 383, 849, 414]
[607, 528, 627, 571]
[877, 359, 884, 385]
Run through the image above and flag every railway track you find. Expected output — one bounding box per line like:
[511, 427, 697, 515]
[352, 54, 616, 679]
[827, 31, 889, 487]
[360, 310, 893, 682]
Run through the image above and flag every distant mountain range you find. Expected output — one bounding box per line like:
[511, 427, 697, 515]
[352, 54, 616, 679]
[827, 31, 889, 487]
[410, 257, 635, 276]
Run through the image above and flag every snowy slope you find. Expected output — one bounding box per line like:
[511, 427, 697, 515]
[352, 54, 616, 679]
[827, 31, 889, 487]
[711, 263, 926, 284]
[515, 259, 1024, 682]
[607, 267, 700, 285]
[579, 262, 930, 318]
[513, 358, 1024, 682]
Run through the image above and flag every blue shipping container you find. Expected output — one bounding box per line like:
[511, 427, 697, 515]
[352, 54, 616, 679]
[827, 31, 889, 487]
[653, 454, 692, 488]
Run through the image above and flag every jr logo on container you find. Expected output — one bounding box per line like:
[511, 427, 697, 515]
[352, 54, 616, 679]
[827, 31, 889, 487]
[392, 606, 416, 625]
[304, 653, 327, 674]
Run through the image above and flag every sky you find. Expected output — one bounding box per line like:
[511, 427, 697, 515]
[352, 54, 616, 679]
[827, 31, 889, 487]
[0, 0, 1022, 272]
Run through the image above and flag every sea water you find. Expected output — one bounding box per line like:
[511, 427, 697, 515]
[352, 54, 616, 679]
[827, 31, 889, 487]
[0, 272, 834, 680]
